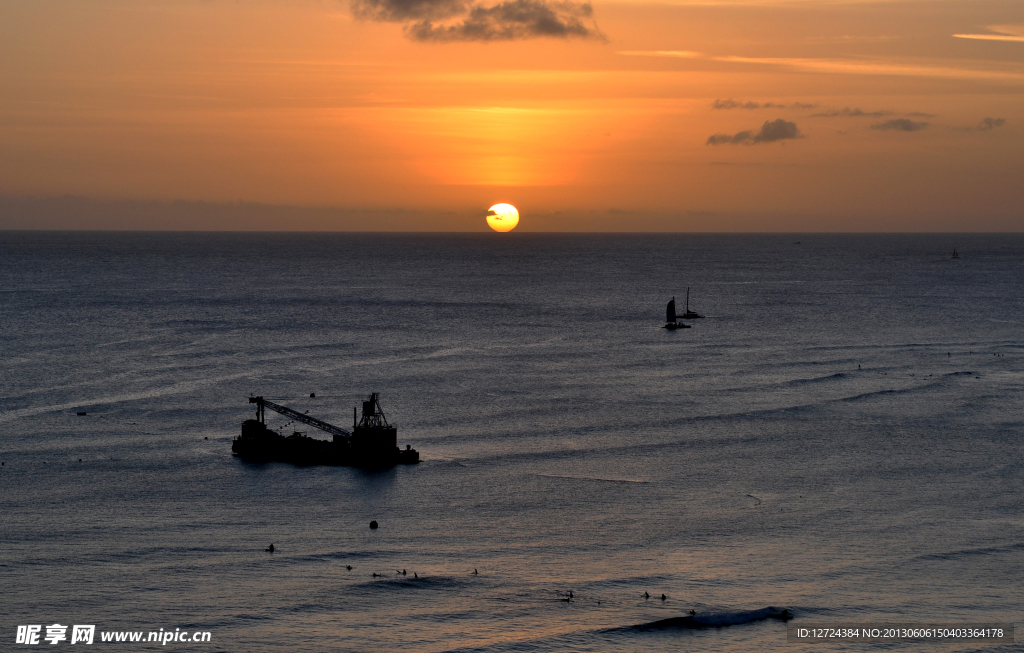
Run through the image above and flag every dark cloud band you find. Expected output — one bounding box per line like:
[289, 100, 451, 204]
[978, 117, 1006, 130]
[353, 0, 604, 41]
[707, 119, 802, 145]
[713, 99, 816, 110]
[871, 119, 928, 132]
[812, 107, 893, 118]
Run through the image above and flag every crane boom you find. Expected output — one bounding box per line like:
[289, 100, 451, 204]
[249, 396, 351, 439]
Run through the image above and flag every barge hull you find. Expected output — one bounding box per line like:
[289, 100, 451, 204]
[232, 416, 419, 468]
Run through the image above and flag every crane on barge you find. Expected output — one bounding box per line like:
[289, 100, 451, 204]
[234, 393, 419, 468]
[249, 396, 352, 439]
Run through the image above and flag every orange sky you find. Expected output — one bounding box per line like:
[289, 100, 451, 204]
[1, 0, 1022, 231]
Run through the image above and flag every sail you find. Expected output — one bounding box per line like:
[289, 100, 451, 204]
[666, 298, 676, 323]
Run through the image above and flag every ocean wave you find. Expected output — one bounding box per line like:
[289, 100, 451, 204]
[912, 541, 1024, 562]
[619, 607, 793, 631]
[534, 473, 649, 484]
[350, 574, 470, 591]
[719, 372, 850, 395]
[781, 372, 848, 387]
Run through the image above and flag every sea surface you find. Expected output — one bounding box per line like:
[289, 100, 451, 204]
[1, 232, 1022, 652]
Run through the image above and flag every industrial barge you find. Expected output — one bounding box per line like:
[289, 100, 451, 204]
[232, 393, 419, 468]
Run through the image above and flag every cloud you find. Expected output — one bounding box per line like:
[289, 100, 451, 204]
[953, 24, 1024, 43]
[953, 34, 1024, 42]
[871, 118, 928, 132]
[354, 0, 466, 21]
[713, 99, 816, 110]
[753, 119, 802, 142]
[353, 0, 604, 41]
[707, 119, 802, 145]
[813, 107, 894, 118]
[618, 51, 1024, 85]
[707, 131, 754, 145]
[978, 117, 1006, 130]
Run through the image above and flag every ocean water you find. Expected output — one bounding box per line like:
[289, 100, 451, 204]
[1, 232, 1022, 652]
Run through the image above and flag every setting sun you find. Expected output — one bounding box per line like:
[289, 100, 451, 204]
[486, 204, 519, 232]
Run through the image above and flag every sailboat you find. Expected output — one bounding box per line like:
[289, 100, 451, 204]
[951, 248, 960, 259]
[680, 287, 704, 319]
[663, 297, 691, 330]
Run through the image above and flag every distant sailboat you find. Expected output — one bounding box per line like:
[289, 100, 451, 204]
[663, 297, 691, 330]
[952, 248, 960, 259]
[680, 287, 704, 319]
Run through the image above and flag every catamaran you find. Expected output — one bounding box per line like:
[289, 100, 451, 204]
[663, 297, 691, 330]
[680, 287, 704, 319]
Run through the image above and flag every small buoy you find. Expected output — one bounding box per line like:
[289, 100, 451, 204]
[346, 565, 352, 570]
[79, 459, 82, 462]
[204, 436, 208, 440]
[661, 594, 667, 601]
[369, 520, 378, 529]
[310, 392, 316, 398]
[402, 569, 407, 575]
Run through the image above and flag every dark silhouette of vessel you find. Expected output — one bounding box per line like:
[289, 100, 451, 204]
[680, 287, 704, 319]
[663, 297, 691, 330]
[952, 248, 960, 259]
[232, 393, 419, 468]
